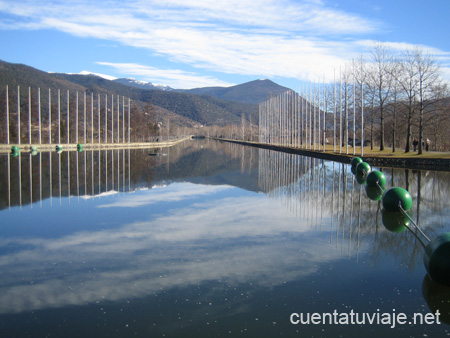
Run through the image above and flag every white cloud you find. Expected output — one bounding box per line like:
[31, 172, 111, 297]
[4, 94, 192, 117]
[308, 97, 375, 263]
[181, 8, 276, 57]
[96, 62, 235, 88]
[0, 0, 448, 85]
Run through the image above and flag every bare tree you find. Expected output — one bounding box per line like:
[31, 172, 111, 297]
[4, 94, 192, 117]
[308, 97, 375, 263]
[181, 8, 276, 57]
[366, 43, 396, 151]
[412, 48, 441, 154]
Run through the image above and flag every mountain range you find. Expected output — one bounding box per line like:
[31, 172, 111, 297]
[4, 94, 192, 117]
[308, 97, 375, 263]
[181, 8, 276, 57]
[0, 60, 291, 127]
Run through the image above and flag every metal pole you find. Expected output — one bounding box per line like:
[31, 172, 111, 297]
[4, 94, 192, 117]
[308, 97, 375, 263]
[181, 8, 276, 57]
[38, 88, 41, 144]
[111, 94, 114, 143]
[353, 63, 356, 155]
[91, 92, 94, 144]
[361, 57, 364, 156]
[105, 95, 108, 143]
[117, 94, 119, 143]
[67, 90, 70, 144]
[334, 70, 336, 152]
[122, 96, 125, 143]
[6, 85, 9, 144]
[128, 98, 130, 143]
[18, 86, 21, 145]
[76, 91, 78, 144]
[83, 92, 86, 144]
[58, 89, 61, 144]
[28, 87, 31, 144]
[98, 94, 100, 144]
[48, 88, 51, 144]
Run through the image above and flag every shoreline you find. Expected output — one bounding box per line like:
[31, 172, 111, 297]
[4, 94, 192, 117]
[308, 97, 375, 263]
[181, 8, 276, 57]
[0, 137, 189, 154]
[213, 138, 450, 172]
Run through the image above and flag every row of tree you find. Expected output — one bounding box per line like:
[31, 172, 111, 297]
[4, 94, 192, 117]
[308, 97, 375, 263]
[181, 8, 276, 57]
[213, 44, 449, 154]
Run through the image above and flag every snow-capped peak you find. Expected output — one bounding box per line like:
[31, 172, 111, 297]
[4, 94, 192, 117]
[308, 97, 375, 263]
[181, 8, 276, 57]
[78, 71, 117, 81]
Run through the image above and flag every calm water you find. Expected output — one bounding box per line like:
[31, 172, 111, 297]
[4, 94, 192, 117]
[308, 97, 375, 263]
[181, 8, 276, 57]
[0, 140, 449, 338]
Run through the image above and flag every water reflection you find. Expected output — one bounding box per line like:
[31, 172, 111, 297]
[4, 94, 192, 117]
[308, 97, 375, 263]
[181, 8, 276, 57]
[0, 140, 449, 337]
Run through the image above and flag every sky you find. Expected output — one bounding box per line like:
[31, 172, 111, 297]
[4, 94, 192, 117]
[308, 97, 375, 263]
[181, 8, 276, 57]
[0, 0, 449, 90]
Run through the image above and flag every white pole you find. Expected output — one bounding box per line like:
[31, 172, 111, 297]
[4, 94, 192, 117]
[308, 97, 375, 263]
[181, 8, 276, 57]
[111, 94, 114, 143]
[345, 74, 348, 155]
[67, 90, 70, 144]
[323, 76, 326, 152]
[128, 98, 130, 143]
[122, 96, 125, 143]
[28, 87, 31, 144]
[38, 88, 41, 144]
[117, 95, 119, 143]
[58, 89, 61, 144]
[76, 91, 78, 144]
[18, 86, 21, 145]
[98, 94, 101, 144]
[6, 85, 9, 144]
[105, 95, 108, 143]
[48, 88, 51, 144]
[83, 92, 86, 144]
[353, 63, 356, 155]
[91, 92, 94, 144]
[333, 70, 336, 152]
[317, 80, 320, 150]
[361, 56, 364, 156]
[339, 67, 342, 154]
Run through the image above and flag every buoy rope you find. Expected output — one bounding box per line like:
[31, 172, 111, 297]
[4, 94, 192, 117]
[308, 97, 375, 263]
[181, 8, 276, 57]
[376, 181, 385, 192]
[398, 203, 430, 246]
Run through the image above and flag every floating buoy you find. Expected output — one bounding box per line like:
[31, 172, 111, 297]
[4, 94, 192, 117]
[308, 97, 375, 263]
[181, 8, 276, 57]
[424, 232, 450, 286]
[381, 209, 409, 232]
[382, 187, 412, 212]
[30, 146, 38, 156]
[77, 143, 84, 152]
[351, 157, 363, 168]
[366, 171, 386, 188]
[56, 145, 63, 153]
[355, 173, 367, 185]
[366, 186, 384, 201]
[11, 146, 20, 157]
[356, 162, 371, 177]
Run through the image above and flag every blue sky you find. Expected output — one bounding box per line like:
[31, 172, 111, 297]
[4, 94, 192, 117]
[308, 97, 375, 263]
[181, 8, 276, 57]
[0, 0, 449, 90]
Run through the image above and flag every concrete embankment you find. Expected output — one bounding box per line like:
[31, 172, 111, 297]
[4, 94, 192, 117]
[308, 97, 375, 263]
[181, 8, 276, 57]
[214, 138, 450, 172]
[0, 137, 189, 154]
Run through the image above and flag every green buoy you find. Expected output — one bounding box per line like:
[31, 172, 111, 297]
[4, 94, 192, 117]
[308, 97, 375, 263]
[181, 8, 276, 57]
[77, 143, 84, 152]
[366, 186, 384, 201]
[30, 146, 38, 156]
[56, 145, 63, 152]
[366, 171, 386, 188]
[381, 209, 409, 233]
[424, 232, 450, 286]
[355, 173, 367, 185]
[11, 146, 20, 157]
[356, 162, 371, 177]
[351, 157, 363, 168]
[382, 187, 413, 212]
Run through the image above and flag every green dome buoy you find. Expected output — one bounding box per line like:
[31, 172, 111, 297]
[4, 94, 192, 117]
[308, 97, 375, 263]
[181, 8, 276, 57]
[381, 209, 409, 232]
[366, 186, 384, 201]
[351, 157, 363, 168]
[56, 145, 63, 152]
[424, 232, 450, 286]
[366, 171, 386, 188]
[355, 172, 367, 185]
[77, 143, 84, 152]
[30, 146, 38, 156]
[356, 162, 371, 177]
[11, 146, 20, 157]
[382, 187, 413, 212]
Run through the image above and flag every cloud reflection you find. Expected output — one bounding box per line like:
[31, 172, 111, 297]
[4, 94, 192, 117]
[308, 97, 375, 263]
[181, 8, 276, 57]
[0, 183, 354, 314]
